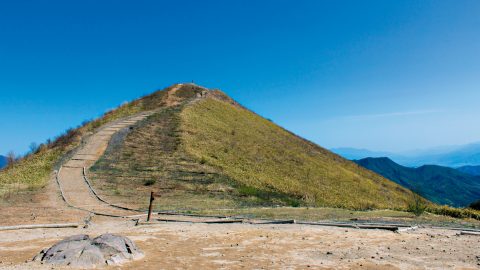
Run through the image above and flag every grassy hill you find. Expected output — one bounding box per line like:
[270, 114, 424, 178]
[90, 84, 415, 211]
[355, 157, 480, 207]
[3, 83, 480, 221]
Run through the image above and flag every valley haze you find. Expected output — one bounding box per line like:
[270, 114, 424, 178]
[332, 143, 480, 167]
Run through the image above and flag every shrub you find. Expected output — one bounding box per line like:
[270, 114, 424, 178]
[238, 186, 259, 197]
[469, 199, 480, 211]
[288, 199, 301, 207]
[29, 142, 39, 155]
[6, 151, 16, 167]
[143, 179, 156, 186]
[407, 193, 427, 216]
[52, 128, 81, 149]
[428, 205, 480, 220]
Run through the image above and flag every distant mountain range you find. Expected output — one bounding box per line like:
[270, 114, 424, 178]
[457, 165, 480, 176]
[0, 155, 7, 169]
[333, 142, 480, 167]
[331, 147, 403, 161]
[355, 157, 480, 207]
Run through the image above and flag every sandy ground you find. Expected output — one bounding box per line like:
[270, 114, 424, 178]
[0, 179, 85, 227]
[0, 216, 479, 270]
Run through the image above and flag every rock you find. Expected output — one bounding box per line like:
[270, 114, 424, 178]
[32, 248, 48, 262]
[33, 234, 144, 268]
[92, 234, 144, 265]
[39, 234, 94, 267]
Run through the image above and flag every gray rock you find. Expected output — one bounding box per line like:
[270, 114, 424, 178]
[92, 234, 144, 265]
[34, 234, 144, 268]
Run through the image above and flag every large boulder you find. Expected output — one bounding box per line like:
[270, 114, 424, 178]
[34, 234, 143, 268]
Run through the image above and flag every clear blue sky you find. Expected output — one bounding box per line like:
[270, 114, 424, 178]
[1, 0, 479, 155]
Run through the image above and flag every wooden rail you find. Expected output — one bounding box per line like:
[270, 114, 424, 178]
[0, 223, 79, 231]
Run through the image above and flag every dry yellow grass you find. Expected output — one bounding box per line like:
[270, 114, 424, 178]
[180, 97, 414, 210]
[0, 148, 62, 197]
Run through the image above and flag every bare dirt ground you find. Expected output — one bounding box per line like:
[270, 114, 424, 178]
[0, 179, 85, 227]
[1, 216, 479, 269]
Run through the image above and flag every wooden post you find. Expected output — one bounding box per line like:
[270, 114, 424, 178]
[147, 191, 155, 222]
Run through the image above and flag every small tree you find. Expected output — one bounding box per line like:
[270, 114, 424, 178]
[6, 151, 16, 166]
[29, 142, 39, 154]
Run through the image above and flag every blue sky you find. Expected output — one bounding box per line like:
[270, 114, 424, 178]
[1, 0, 479, 155]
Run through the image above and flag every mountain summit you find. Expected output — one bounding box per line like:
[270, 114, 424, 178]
[88, 84, 414, 210]
[0, 84, 415, 211]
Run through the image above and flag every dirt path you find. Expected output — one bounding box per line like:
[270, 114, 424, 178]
[57, 113, 153, 217]
[164, 83, 184, 106]
[56, 84, 187, 218]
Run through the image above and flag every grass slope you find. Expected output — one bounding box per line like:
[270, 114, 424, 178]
[91, 89, 302, 210]
[0, 149, 62, 198]
[90, 86, 415, 211]
[355, 157, 480, 207]
[180, 97, 413, 210]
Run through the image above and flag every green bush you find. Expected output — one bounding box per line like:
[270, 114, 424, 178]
[407, 193, 427, 216]
[143, 179, 156, 186]
[428, 205, 480, 220]
[469, 199, 480, 211]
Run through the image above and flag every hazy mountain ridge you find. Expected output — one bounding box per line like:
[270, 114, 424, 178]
[457, 165, 480, 176]
[330, 148, 399, 160]
[355, 157, 480, 207]
[0, 155, 6, 169]
[335, 143, 480, 167]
